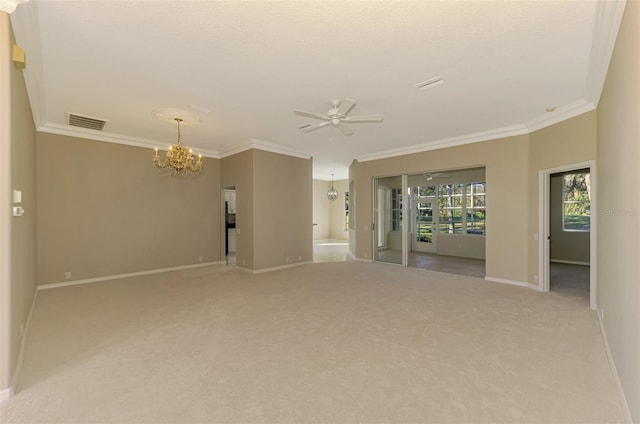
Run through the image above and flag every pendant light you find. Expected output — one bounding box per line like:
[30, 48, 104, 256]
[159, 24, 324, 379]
[327, 174, 339, 201]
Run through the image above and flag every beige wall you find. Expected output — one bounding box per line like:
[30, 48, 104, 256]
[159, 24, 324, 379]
[350, 135, 529, 282]
[221, 149, 255, 269]
[254, 150, 312, 270]
[1, 15, 38, 395]
[549, 173, 590, 263]
[36, 133, 221, 284]
[527, 110, 596, 282]
[597, 0, 640, 420]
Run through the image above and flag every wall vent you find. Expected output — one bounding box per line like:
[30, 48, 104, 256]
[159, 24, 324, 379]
[67, 113, 107, 131]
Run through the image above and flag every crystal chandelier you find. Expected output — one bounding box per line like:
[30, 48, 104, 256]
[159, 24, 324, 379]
[153, 118, 203, 176]
[327, 174, 339, 201]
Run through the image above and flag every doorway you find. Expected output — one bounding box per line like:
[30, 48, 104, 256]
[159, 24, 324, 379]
[224, 187, 236, 265]
[539, 161, 596, 309]
[373, 175, 407, 265]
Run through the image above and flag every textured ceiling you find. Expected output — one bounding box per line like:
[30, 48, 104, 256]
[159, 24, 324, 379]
[10, 1, 624, 179]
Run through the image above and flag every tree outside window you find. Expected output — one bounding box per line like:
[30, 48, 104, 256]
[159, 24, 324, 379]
[563, 173, 590, 231]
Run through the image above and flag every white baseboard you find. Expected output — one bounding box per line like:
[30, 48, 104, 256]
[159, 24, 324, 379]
[485, 276, 538, 290]
[9, 288, 39, 397]
[251, 261, 313, 274]
[355, 257, 373, 263]
[37, 261, 223, 290]
[550, 259, 590, 266]
[0, 387, 13, 404]
[596, 310, 633, 423]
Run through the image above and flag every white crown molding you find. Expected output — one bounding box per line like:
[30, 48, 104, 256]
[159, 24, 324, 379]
[356, 123, 528, 163]
[220, 138, 312, 160]
[356, 98, 598, 164]
[525, 99, 595, 133]
[38, 122, 221, 158]
[0, 0, 28, 14]
[9, 0, 626, 168]
[584, 0, 627, 106]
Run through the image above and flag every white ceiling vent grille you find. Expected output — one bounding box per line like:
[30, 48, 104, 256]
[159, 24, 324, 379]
[68, 113, 107, 131]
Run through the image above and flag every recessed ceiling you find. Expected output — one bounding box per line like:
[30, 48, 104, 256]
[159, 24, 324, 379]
[9, 0, 625, 180]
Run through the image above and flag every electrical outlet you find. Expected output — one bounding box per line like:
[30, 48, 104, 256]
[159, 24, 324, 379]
[242, 259, 246, 266]
[198, 256, 203, 262]
[64, 271, 71, 279]
[364, 252, 368, 258]
[286, 257, 290, 263]
[533, 275, 538, 283]
[298, 256, 302, 261]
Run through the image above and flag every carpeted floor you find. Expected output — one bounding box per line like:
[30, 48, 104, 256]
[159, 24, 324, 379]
[0, 262, 625, 423]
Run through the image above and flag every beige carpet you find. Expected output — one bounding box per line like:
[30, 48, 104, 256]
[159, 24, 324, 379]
[1, 262, 626, 423]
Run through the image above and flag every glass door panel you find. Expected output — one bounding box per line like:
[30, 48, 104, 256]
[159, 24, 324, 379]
[374, 176, 404, 265]
[412, 196, 437, 253]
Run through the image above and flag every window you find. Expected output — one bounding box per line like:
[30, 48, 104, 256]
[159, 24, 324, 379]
[391, 188, 403, 231]
[563, 172, 590, 231]
[344, 191, 350, 231]
[438, 184, 464, 234]
[466, 182, 486, 235]
[412, 185, 437, 197]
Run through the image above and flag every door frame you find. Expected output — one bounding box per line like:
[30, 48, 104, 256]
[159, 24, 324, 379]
[538, 160, 596, 309]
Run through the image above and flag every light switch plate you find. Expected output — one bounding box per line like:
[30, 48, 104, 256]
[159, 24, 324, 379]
[13, 189, 22, 204]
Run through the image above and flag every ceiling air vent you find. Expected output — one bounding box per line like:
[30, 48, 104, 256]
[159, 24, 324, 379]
[68, 113, 107, 131]
[414, 75, 445, 91]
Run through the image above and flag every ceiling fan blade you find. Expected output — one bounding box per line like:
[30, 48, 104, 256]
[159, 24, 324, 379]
[302, 121, 332, 132]
[336, 122, 354, 136]
[294, 110, 330, 120]
[343, 114, 384, 123]
[337, 98, 356, 117]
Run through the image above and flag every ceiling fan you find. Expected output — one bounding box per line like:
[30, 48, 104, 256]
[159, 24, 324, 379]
[294, 98, 383, 136]
[423, 173, 450, 181]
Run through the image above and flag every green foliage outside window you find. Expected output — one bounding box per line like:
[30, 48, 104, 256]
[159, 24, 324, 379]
[563, 173, 590, 231]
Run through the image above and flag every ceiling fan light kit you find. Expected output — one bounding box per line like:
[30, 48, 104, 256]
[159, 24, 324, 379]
[295, 98, 383, 136]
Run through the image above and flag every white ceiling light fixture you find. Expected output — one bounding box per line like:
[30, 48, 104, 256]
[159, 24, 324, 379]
[327, 174, 339, 201]
[295, 98, 383, 136]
